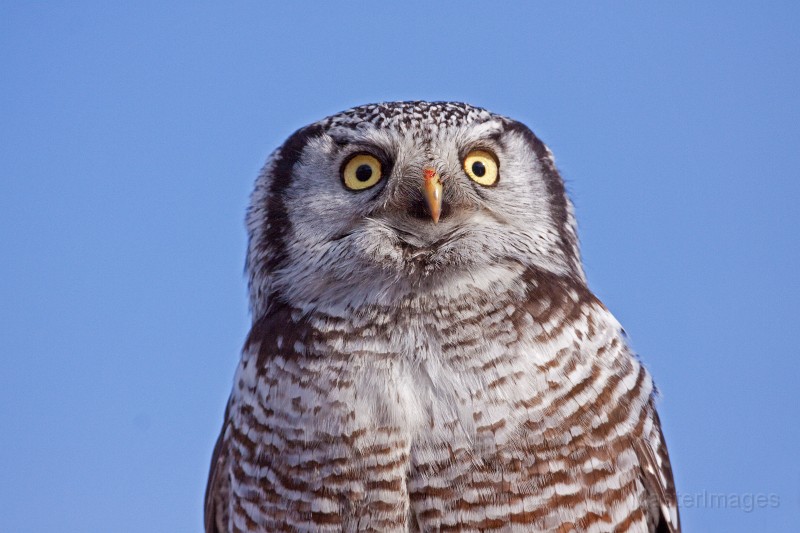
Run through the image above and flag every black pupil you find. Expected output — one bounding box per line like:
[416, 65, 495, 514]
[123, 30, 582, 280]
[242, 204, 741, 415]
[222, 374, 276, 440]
[471, 161, 486, 177]
[355, 164, 373, 182]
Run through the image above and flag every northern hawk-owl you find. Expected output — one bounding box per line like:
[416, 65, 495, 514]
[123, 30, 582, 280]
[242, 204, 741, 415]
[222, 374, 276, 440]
[205, 102, 680, 532]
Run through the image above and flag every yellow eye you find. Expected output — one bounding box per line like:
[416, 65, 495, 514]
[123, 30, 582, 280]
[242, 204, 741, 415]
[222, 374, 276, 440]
[463, 150, 499, 186]
[342, 153, 383, 191]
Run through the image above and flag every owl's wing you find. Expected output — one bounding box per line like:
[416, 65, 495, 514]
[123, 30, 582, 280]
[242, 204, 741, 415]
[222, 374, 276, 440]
[633, 408, 681, 533]
[204, 400, 231, 533]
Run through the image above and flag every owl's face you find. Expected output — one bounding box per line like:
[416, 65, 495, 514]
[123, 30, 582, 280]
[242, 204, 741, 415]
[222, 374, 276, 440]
[247, 102, 583, 314]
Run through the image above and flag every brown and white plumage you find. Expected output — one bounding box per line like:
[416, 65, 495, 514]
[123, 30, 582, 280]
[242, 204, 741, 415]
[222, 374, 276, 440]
[206, 102, 679, 532]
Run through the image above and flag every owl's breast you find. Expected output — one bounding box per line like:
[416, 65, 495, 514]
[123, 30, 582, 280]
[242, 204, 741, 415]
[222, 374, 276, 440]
[224, 283, 655, 531]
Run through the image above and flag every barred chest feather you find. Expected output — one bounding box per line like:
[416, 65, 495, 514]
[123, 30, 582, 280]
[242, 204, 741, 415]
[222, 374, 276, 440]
[212, 268, 672, 532]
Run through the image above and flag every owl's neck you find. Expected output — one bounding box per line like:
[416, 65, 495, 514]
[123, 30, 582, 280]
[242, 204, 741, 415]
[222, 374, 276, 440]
[246, 263, 593, 365]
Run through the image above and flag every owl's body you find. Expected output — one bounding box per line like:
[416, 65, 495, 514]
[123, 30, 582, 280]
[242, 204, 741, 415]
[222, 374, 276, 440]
[206, 102, 679, 532]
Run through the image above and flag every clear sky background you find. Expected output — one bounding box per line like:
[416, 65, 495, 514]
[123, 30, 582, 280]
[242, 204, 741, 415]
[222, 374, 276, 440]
[1, 2, 798, 532]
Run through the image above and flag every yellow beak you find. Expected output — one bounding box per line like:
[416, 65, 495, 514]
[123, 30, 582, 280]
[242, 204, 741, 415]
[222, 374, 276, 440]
[422, 168, 443, 224]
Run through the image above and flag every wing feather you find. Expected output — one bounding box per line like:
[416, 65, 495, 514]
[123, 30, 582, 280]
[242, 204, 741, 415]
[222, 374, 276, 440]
[633, 409, 681, 533]
[204, 400, 231, 533]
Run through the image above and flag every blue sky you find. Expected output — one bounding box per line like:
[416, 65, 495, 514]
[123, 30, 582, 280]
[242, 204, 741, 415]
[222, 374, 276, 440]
[1, 2, 798, 532]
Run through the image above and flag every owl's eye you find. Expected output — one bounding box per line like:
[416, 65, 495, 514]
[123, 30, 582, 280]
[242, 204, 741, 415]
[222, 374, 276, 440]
[342, 153, 383, 191]
[463, 150, 499, 186]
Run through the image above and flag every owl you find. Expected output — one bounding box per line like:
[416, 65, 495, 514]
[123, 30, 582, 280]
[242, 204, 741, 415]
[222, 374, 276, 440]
[205, 102, 680, 532]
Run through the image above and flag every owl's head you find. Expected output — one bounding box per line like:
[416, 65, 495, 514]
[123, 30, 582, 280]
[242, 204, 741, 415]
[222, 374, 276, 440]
[246, 102, 584, 317]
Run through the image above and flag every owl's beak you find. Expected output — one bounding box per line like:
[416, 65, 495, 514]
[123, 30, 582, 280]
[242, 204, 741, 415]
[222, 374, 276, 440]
[422, 168, 443, 224]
